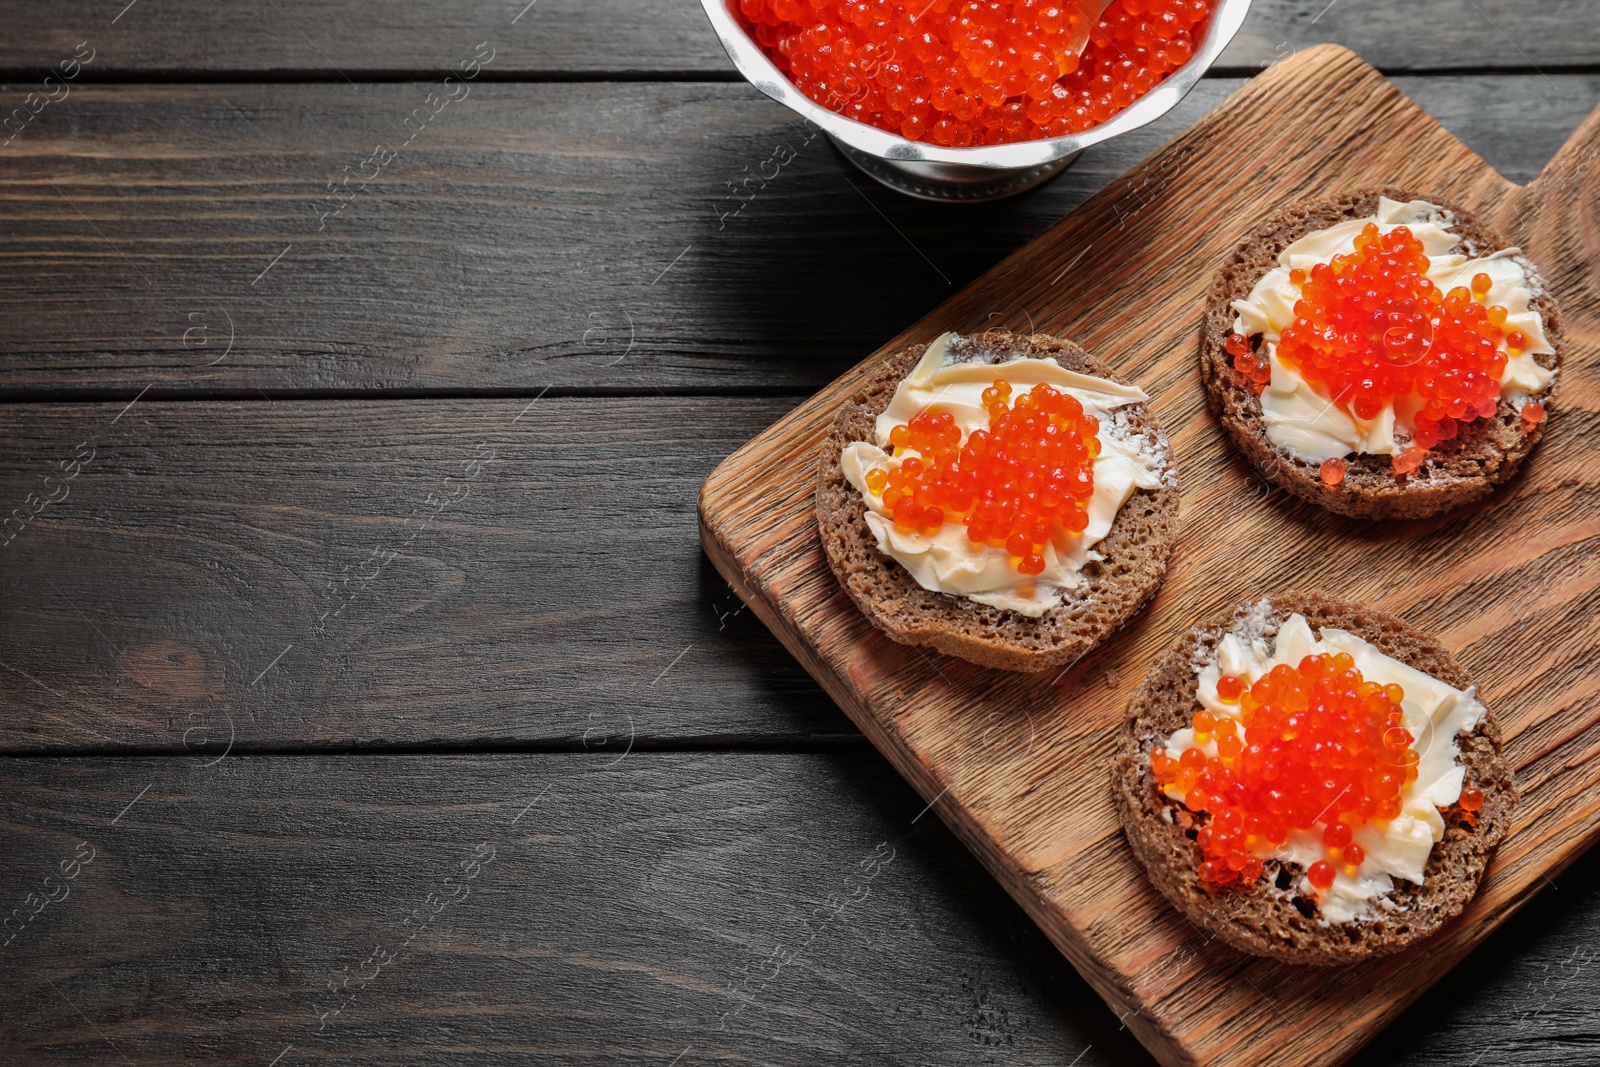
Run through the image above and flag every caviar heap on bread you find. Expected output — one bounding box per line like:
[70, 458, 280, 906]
[840, 333, 1164, 613]
[816, 330, 1177, 672]
[733, 0, 1216, 148]
[1114, 593, 1514, 965]
[1203, 189, 1562, 520]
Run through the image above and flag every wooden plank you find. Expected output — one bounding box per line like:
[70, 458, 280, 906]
[699, 45, 1600, 1067]
[1222, 0, 1600, 73]
[0, 397, 856, 753]
[0, 75, 1592, 398]
[0, 753, 1141, 1066]
[0, 0, 1592, 76]
[2, 752, 1599, 1066]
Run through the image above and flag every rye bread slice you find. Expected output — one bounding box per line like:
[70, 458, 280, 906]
[1112, 591, 1515, 965]
[1201, 187, 1564, 520]
[815, 330, 1178, 673]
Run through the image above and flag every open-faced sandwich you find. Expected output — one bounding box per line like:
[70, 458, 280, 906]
[816, 329, 1178, 672]
[1203, 188, 1562, 519]
[1113, 592, 1515, 964]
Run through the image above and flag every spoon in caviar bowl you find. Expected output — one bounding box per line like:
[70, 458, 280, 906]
[699, 0, 1253, 201]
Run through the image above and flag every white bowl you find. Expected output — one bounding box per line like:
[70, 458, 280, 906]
[699, 0, 1254, 200]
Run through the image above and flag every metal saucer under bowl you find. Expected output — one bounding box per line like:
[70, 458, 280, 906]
[831, 141, 1081, 203]
[698, 0, 1253, 202]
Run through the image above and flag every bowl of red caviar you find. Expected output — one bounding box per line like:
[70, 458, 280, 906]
[700, 0, 1252, 200]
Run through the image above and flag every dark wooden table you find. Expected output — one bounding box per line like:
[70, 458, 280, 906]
[1, 3, 1596, 1064]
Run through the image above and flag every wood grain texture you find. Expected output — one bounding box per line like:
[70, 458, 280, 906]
[0, 75, 1591, 398]
[0, 398, 850, 753]
[0, 752, 1145, 1066]
[0, 0, 1593, 76]
[3, 752, 1600, 1066]
[699, 45, 1600, 1067]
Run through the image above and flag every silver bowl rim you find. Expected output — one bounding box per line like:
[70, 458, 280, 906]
[697, 0, 1253, 170]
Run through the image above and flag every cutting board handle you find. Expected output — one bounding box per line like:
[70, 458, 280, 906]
[1534, 99, 1600, 190]
[1524, 99, 1600, 345]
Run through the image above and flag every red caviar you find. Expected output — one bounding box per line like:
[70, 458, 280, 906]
[1226, 331, 1271, 393]
[874, 378, 1097, 575]
[1318, 457, 1346, 488]
[1307, 860, 1336, 889]
[1521, 402, 1545, 429]
[1277, 224, 1513, 451]
[1391, 445, 1428, 477]
[1150, 653, 1420, 890]
[734, 0, 1215, 146]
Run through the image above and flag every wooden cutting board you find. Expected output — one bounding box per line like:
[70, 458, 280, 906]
[698, 44, 1600, 1067]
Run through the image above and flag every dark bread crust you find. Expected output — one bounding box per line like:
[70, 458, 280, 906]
[1113, 591, 1515, 965]
[1201, 187, 1564, 520]
[815, 330, 1178, 673]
